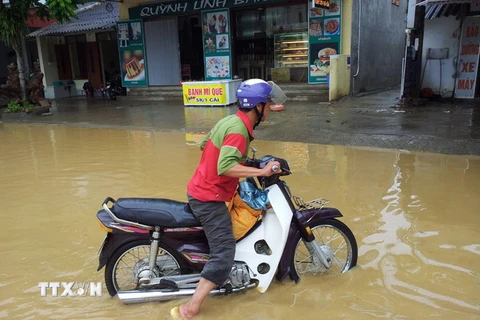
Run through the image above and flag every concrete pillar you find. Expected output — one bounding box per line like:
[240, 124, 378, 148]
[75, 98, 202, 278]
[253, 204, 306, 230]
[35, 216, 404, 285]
[329, 54, 351, 101]
[341, 0, 352, 55]
[36, 36, 60, 99]
[36, 37, 47, 89]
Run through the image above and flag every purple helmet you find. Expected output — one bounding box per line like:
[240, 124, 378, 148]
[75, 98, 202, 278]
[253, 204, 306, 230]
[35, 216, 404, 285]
[236, 79, 287, 109]
[236, 79, 272, 109]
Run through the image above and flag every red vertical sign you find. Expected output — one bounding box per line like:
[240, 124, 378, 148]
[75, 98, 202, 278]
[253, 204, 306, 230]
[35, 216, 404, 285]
[456, 17, 480, 99]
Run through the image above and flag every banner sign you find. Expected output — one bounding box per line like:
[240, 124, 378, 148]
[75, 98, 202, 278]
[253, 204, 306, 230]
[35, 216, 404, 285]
[308, 0, 341, 84]
[129, 0, 293, 19]
[183, 83, 227, 105]
[117, 19, 148, 87]
[455, 16, 480, 99]
[202, 9, 232, 81]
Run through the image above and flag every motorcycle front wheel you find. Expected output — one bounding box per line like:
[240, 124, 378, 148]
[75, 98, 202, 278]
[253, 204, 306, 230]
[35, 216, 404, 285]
[290, 218, 358, 281]
[104, 239, 187, 297]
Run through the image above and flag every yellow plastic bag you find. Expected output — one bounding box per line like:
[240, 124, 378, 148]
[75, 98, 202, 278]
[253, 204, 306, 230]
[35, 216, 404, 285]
[228, 190, 263, 240]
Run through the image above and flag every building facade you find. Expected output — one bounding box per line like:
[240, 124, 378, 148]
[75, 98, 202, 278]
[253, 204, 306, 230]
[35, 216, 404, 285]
[118, 0, 353, 88]
[117, 0, 408, 101]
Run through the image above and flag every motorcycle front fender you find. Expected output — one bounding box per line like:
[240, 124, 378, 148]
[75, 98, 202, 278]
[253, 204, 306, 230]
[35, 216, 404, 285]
[275, 207, 343, 281]
[97, 232, 149, 271]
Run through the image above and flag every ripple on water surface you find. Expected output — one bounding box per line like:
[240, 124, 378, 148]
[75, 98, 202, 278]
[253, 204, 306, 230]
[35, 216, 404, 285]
[0, 124, 479, 319]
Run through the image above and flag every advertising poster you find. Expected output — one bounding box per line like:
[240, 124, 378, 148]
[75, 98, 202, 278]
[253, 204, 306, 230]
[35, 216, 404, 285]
[202, 9, 232, 81]
[455, 16, 480, 99]
[117, 19, 148, 87]
[183, 83, 227, 105]
[308, 0, 341, 84]
[313, 0, 330, 9]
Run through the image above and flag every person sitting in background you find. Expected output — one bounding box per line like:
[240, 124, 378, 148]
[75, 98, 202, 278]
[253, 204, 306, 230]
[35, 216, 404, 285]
[82, 81, 94, 99]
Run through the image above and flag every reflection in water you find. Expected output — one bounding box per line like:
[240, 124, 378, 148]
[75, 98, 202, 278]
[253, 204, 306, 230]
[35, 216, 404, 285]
[360, 152, 414, 269]
[0, 124, 479, 319]
[184, 107, 234, 145]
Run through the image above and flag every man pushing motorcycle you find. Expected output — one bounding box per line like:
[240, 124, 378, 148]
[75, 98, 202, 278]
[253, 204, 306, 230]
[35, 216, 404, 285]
[171, 79, 287, 319]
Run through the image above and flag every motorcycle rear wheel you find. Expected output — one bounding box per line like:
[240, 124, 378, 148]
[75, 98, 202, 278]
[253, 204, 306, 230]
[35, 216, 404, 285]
[290, 218, 357, 280]
[107, 86, 117, 100]
[105, 239, 187, 297]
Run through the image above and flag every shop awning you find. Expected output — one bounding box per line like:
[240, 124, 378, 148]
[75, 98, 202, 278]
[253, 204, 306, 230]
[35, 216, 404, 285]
[28, 2, 118, 37]
[416, 0, 477, 5]
[414, 0, 477, 19]
[424, 3, 461, 18]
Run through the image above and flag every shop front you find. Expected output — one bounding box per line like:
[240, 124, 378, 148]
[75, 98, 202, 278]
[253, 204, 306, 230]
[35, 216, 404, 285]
[121, 0, 344, 90]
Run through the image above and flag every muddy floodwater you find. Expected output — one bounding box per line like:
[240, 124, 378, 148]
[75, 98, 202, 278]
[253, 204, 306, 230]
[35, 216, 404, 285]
[0, 124, 479, 320]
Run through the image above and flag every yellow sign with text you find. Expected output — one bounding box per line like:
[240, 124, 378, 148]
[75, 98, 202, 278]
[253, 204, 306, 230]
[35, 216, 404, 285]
[183, 83, 227, 105]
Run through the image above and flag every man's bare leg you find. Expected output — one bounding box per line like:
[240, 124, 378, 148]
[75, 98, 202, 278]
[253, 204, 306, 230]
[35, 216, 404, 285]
[172, 277, 216, 319]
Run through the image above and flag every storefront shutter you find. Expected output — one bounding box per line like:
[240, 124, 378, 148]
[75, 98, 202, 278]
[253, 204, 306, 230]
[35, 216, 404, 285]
[144, 18, 182, 86]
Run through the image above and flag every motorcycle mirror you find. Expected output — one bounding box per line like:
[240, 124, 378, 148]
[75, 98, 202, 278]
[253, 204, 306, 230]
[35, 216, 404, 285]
[250, 147, 257, 159]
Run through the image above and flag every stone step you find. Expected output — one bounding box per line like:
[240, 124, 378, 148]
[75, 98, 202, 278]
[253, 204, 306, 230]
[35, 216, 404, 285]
[125, 84, 329, 102]
[127, 91, 182, 96]
[120, 94, 328, 102]
[127, 88, 328, 95]
[128, 84, 327, 90]
[128, 90, 327, 97]
[128, 86, 180, 91]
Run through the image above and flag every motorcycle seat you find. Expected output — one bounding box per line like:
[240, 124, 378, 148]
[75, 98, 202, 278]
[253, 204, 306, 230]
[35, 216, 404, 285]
[112, 198, 200, 228]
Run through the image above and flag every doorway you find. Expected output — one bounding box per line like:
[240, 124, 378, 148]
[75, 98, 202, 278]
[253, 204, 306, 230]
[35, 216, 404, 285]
[178, 15, 204, 81]
[85, 42, 103, 89]
[231, 8, 268, 80]
[97, 32, 120, 86]
[145, 18, 182, 86]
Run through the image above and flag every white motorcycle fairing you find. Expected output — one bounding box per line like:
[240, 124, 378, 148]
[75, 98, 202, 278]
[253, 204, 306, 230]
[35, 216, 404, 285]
[233, 184, 293, 293]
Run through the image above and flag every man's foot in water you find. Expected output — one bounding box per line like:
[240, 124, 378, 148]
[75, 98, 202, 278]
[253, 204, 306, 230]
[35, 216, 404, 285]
[171, 303, 197, 320]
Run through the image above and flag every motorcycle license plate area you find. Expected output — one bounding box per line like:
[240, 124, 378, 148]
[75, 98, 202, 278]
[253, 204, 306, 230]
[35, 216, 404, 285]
[234, 184, 293, 293]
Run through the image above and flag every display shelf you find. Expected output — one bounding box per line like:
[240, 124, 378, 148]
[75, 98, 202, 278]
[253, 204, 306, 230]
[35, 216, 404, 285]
[274, 32, 309, 68]
[280, 41, 307, 44]
[283, 61, 309, 64]
[282, 55, 308, 59]
[281, 48, 308, 51]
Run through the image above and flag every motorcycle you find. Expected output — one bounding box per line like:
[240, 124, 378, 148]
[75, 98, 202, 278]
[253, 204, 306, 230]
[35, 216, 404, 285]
[106, 76, 126, 100]
[96, 149, 358, 304]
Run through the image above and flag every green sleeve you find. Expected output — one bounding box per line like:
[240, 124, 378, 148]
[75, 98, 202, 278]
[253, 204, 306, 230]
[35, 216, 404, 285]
[217, 145, 243, 175]
[200, 130, 212, 151]
[217, 132, 248, 175]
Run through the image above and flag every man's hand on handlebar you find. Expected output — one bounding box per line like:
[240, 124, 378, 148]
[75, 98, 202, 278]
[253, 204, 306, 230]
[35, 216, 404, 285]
[261, 161, 282, 177]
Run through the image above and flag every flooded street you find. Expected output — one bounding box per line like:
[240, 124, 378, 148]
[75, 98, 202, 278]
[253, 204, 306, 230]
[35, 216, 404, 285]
[0, 123, 479, 319]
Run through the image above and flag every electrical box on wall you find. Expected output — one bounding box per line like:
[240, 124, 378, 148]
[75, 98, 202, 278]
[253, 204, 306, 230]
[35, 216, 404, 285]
[428, 48, 449, 60]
